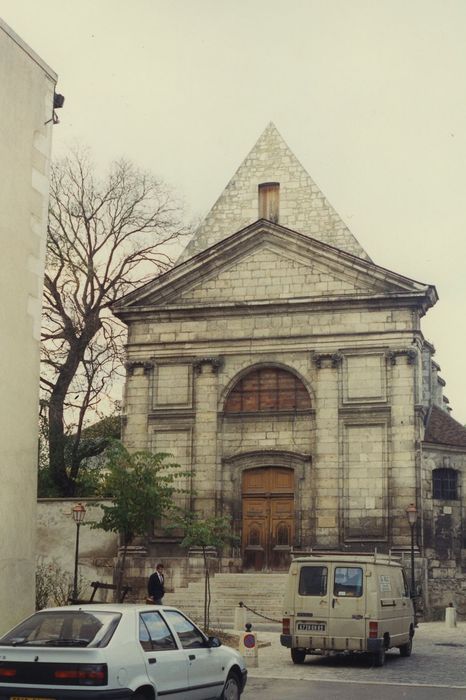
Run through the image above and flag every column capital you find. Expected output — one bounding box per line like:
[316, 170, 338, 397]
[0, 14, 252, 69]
[386, 349, 418, 366]
[125, 360, 154, 375]
[193, 356, 224, 375]
[313, 352, 342, 369]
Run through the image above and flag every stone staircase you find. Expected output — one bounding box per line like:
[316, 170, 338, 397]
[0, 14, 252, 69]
[164, 573, 287, 630]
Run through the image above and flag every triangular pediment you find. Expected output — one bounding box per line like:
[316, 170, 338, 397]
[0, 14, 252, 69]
[173, 244, 381, 306]
[178, 122, 371, 263]
[113, 221, 437, 315]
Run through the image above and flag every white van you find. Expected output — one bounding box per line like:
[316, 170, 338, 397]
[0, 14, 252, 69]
[281, 553, 415, 666]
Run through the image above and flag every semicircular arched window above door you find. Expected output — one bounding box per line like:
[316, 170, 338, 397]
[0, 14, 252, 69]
[224, 367, 311, 413]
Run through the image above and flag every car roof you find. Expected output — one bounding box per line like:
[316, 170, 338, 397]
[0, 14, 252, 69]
[41, 604, 181, 614]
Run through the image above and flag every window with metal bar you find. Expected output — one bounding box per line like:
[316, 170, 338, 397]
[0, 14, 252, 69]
[432, 468, 458, 500]
[224, 367, 311, 413]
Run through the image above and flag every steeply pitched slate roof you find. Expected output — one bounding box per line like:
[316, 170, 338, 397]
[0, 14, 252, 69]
[179, 123, 370, 263]
[424, 405, 466, 449]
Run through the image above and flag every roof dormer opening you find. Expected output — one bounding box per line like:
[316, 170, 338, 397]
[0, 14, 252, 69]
[258, 182, 280, 223]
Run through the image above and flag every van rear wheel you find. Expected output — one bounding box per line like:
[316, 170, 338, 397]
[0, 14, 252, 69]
[373, 646, 385, 667]
[291, 648, 306, 664]
[399, 638, 412, 657]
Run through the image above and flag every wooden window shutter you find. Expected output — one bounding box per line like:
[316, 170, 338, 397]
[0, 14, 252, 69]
[258, 182, 280, 223]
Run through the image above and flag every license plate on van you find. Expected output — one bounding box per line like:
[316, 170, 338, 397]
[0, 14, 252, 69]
[296, 622, 325, 631]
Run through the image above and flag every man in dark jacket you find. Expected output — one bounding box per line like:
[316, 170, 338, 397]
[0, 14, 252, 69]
[147, 563, 165, 604]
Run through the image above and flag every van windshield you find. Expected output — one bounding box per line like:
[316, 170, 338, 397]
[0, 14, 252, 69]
[334, 567, 363, 597]
[299, 566, 328, 596]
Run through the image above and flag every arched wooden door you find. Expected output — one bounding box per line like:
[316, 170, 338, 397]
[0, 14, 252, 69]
[242, 467, 294, 571]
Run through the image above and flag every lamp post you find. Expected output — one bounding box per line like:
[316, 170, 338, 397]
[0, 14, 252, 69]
[72, 502, 86, 602]
[405, 503, 417, 604]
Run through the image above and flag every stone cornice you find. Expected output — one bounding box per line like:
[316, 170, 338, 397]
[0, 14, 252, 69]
[115, 290, 435, 323]
[421, 442, 466, 455]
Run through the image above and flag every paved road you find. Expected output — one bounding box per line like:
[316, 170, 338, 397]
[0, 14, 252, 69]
[244, 678, 466, 700]
[243, 621, 466, 689]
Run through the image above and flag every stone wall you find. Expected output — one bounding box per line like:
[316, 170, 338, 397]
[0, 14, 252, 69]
[421, 446, 466, 617]
[122, 303, 422, 557]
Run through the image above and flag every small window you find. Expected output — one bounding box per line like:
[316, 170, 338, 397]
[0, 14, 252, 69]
[139, 612, 177, 652]
[433, 468, 458, 500]
[163, 610, 207, 649]
[334, 567, 363, 597]
[298, 566, 328, 596]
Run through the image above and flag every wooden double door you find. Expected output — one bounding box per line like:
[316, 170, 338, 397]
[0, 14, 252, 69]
[242, 467, 294, 571]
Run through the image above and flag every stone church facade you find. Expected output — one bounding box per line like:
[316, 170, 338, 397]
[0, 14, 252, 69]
[114, 124, 466, 616]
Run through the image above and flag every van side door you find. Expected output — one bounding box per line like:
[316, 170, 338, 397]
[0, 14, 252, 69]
[400, 568, 415, 637]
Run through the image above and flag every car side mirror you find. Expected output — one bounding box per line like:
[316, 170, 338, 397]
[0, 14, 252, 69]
[208, 636, 222, 648]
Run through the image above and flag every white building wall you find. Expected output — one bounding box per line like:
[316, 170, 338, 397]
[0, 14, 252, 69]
[36, 500, 118, 592]
[0, 19, 56, 633]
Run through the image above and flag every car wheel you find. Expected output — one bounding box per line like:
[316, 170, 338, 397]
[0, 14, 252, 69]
[221, 672, 241, 700]
[399, 638, 412, 657]
[291, 648, 306, 664]
[373, 646, 385, 667]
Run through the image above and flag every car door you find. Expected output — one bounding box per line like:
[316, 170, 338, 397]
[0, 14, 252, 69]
[162, 610, 225, 700]
[139, 611, 189, 699]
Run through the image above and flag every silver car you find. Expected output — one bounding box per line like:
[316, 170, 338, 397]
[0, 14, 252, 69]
[0, 604, 247, 699]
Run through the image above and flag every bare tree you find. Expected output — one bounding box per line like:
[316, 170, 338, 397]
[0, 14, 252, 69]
[41, 148, 187, 495]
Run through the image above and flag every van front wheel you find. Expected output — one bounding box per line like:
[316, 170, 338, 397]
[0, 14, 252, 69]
[291, 648, 306, 664]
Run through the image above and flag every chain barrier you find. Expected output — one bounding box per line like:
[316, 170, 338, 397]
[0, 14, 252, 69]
[239, 600, 281, 624]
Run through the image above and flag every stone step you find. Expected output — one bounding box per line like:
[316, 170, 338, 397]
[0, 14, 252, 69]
[164, 572, 287, 629]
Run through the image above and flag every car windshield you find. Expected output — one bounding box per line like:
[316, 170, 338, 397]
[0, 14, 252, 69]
[0, 610, 121, 648]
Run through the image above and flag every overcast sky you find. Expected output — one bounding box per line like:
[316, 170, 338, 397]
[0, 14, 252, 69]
[2, 0, 466, 422]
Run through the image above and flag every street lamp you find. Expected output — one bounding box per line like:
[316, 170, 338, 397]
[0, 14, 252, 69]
[71, 502, 86, 602]
[405, 503, 417, 604]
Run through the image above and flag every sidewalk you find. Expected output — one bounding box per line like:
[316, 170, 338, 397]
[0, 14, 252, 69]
[243, 622, 466, 688]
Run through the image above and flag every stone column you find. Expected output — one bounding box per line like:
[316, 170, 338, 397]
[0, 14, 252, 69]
[313, 353, 341, 547]
[388, 349, 418, 548]
[123, 361, 153, 451]
[192, 358, 223, 516]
